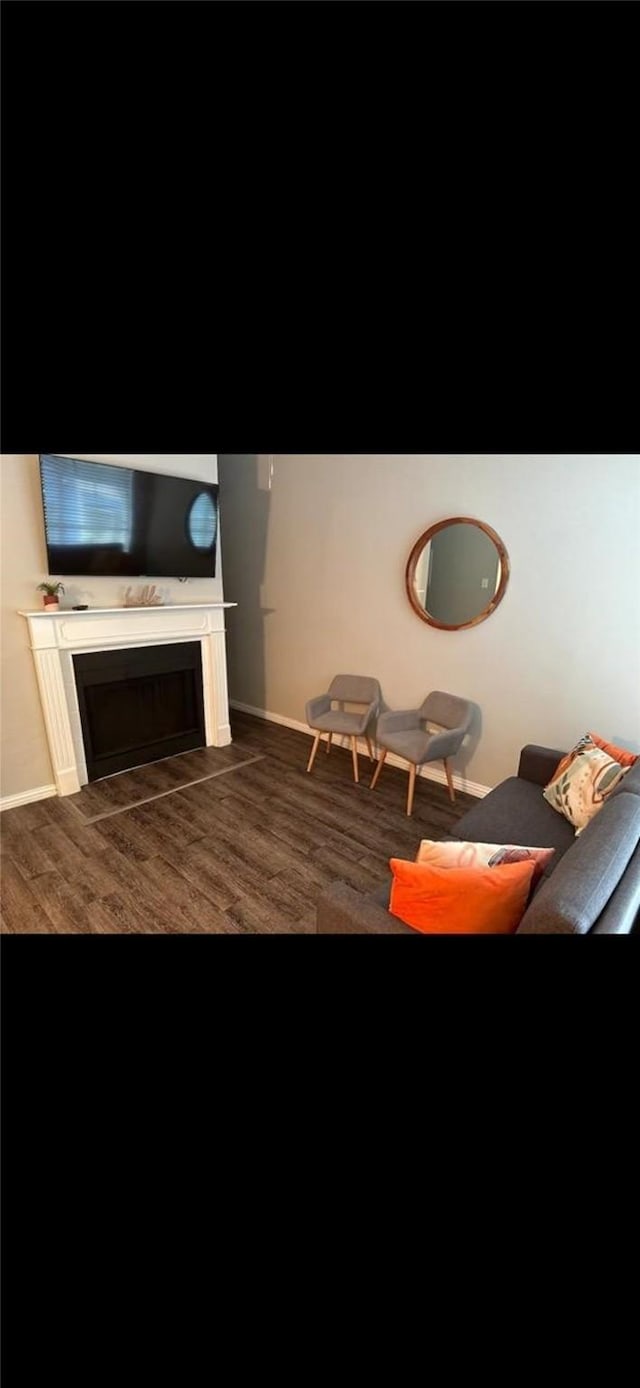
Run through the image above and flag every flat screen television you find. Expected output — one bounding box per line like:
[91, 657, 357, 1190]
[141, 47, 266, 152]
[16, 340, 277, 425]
[39, 454, 219, 579]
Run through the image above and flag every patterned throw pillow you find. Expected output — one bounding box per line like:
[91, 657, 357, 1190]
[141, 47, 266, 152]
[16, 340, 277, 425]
[416, 839, 555, 887]
[543, 745, 630, 833]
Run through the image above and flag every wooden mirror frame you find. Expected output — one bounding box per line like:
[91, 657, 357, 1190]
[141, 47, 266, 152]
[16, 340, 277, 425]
[405, 517, 510, 631]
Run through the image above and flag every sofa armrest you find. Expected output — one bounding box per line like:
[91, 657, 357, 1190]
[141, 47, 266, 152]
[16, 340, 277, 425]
[590, 839, 640, 933]
[316, 881, 415, 935]
[518, 744, 567, 787]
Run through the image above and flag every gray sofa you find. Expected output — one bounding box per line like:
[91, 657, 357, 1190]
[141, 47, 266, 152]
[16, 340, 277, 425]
[316, 745, 640, 935]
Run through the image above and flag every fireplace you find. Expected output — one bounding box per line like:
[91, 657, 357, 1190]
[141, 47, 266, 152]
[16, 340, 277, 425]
[19, 603, 236, 796]
[73, 643, 206, 781]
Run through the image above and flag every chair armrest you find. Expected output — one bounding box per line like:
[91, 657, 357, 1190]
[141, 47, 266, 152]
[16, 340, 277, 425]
[306, 693, 331, 723]
[518, 745, 567, 787]
[316, 881, 415, 935]
[377, 709, 421, 735]
[361, 698, 380, 732]
[423, 727, 465, 761]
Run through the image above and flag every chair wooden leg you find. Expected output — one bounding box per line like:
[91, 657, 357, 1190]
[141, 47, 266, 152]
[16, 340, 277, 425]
[326, 733, 332, 754]
[307, 733, 321, 773]
[351, 736, 359, 783]
[444, 758, 455, 802]
[365, 736, 374, 761]
[407, 764, 417, 816]
[370, 748, 387, 789]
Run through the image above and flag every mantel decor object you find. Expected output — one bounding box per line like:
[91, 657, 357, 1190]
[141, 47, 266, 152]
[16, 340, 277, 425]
[37, 580, 65, 610]
[123, 584, 164, 608]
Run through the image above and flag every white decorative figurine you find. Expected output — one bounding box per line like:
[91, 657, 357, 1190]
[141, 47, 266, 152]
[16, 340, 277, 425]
[123, 584, 164, 608]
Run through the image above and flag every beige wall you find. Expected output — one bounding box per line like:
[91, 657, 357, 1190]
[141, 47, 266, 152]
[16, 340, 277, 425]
[219, 454, 640, 790]
[0, 455, 220, 800]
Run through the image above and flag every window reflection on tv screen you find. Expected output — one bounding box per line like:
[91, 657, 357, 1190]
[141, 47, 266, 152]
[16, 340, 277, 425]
[39, 455, 218, 578]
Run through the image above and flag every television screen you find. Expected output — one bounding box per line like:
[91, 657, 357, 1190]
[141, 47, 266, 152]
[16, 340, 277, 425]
[39, 455, 219, 579]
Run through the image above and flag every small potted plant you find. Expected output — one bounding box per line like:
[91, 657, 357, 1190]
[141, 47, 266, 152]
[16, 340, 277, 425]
[37, 580, 65, 610]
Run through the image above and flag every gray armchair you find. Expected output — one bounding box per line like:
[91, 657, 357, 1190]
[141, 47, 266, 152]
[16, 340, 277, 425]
[370, 690, 473, 815]
[306, 675, 381, 783]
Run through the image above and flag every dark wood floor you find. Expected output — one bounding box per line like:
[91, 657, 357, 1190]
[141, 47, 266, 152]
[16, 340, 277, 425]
[0, 712, 476, 934]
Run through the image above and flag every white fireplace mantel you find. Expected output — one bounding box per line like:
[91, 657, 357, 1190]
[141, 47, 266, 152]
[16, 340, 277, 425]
[19, 603, 238, 796]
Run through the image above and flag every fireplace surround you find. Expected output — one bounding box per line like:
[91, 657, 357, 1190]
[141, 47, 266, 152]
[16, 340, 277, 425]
[19, 603, 236, 795]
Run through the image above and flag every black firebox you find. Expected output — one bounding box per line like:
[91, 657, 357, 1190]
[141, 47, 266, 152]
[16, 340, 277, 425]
[73, 643, 206, 781]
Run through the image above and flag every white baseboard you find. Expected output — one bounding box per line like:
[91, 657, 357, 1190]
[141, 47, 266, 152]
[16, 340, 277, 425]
[0, 783, 58, 813]
[230, 700, 490, 799]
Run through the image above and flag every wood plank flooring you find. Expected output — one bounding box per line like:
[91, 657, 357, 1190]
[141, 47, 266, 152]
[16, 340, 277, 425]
[0, 712, 476, 934]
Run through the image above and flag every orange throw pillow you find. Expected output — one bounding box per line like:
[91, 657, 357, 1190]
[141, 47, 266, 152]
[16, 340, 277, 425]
[389, 858, 535, 935]
[588, 731, 638, 768]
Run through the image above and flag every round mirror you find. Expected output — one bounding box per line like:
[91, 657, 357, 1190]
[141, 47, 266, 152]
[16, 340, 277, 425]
[406, 517, 510, 630]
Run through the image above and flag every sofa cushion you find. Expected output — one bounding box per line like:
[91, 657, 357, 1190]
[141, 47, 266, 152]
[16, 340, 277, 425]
[389, 858, 535, 934]
[453, 777, 575, 865]
[516, 793, 640, 934]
